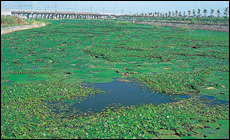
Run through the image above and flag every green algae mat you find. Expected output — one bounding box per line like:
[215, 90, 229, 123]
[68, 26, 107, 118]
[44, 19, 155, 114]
[1, 19, 229, 139]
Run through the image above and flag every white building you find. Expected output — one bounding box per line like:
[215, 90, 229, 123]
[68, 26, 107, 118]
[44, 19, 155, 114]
[1, 9, 12, 16]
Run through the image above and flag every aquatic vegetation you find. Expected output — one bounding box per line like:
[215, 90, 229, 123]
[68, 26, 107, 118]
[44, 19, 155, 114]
[1, 19, 229, 139]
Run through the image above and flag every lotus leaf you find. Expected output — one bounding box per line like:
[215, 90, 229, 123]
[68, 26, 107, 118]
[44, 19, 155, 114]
[159, 135, 181, 139]
[84, 77, 114, 83]
[180, 136, 196, 139]
[200, 128, 221, 136]
[158, 129, 176, 135]
[204, 123, 219, 129]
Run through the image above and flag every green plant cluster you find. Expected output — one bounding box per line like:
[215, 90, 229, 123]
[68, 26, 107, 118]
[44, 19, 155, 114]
[135, 71, 207, 94]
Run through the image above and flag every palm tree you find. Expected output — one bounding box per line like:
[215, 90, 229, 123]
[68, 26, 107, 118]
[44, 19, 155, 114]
[203, 9, 207, 17]
[172, 11, 174, 17]
[141, 13, 144, 17]
[197, 8, 201, 17]
[216, 9, 220, 18]
[223, 7, 229, 17]
[183, 11, 185, 17]
[192, 9, 196, 17]
[165, 13, 167, 18]
[157, 12, 160, 17]
[210, 8, 214, 17]
[149, 12, 152, 18]
[175, 10, 178, 17]
[168, 11, 171, 17]
[155, 12, 157, 17]
[179, 11, 182, 17]
[188, 10, 191, 17]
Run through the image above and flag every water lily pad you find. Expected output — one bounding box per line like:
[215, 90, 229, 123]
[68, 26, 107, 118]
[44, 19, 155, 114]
[159, 135, 181, 139]
[8, 74, 31, 81]
[158, 129, 176, 135]
[32, 74, 50, 77]
[191, 134, 204, 139]
[63, 78, 84, 83]
[191, 123, 204, 129]
[219, 125, 229, 131]
[70, 73, 94, 79]
[29, 76, 48, 81]
[200, 128, 221, 136]
[214, 131, 229, 139]
[181, 136, 196, 139]
[214, 92, 229, 101]
[192, 128, 203, 133]
[186, 131, 196, 136]
[190, 119, 200, 124]
[204, 123, 220, 129]
[92, 71, 119, 79]
[217, 120, 229, 126]
[84, 77, 114, 83]
[200, 89, 219, 96]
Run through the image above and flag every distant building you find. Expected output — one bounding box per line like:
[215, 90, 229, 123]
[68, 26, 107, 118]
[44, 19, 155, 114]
[1, 9, 12, 16]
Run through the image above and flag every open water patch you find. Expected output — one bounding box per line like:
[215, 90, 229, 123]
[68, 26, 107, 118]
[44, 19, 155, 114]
[199, 95, 229, 105]
[69, 78, 190, 113]
[48, 78, 228, 117]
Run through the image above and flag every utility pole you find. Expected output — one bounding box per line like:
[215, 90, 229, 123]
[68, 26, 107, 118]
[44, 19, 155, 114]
[30, 1, 33, 19]
[91, 6, 92, 19]
[19, 3, 21, 10]
[103, 7, 104, 14]
[114, 8, 115, 18]
[55, 3, 57, 19]
[122, 9, 123, 14]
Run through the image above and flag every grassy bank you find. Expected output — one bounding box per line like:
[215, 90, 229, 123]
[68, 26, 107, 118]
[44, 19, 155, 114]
[1, 16, 49, 28]
[116, 17, 229, 26]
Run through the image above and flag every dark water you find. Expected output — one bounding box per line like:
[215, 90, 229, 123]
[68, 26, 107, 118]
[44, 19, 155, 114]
[48, 78, 228, 115]
[199, 95, 229, 105]
[71, 79, 190, 113]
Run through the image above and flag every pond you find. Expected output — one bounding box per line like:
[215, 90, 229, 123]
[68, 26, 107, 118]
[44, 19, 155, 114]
[69, 78, 190, 113]
[48, 78, 229, 116]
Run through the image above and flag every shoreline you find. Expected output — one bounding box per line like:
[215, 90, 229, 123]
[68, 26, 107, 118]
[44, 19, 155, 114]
[1, 23, 46, 35]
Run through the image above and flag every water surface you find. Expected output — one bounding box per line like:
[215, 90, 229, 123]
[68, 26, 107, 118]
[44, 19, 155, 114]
[72, 79, 190, 112]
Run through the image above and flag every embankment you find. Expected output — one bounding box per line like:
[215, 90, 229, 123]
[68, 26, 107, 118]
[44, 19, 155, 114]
[1, 23, 46, 35]
[134, 21, 229, 32]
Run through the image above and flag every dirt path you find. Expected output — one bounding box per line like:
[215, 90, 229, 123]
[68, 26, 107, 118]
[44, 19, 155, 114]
[1, 23, 46, 35]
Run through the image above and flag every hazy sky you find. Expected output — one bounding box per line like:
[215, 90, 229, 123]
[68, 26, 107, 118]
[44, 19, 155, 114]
[1, 1, 229, 16]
